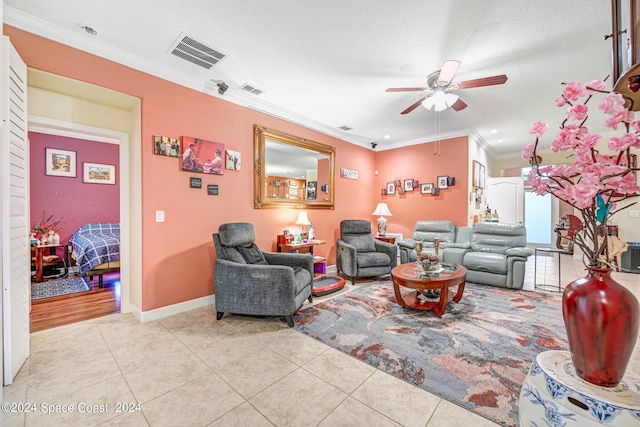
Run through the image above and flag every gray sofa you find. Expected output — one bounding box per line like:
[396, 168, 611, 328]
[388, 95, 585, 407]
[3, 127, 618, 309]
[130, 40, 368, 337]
[442, 222, 533, 289]
[397, 220, 471, 264]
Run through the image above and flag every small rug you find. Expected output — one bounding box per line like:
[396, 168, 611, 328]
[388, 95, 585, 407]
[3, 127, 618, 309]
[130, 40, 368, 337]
[293, 281, 567, 426]
[31, 277, 91, 300]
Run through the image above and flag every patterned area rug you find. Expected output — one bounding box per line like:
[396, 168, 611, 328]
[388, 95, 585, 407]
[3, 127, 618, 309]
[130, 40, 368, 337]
[293, 281, 567, 426]
[31, 277, 91, 300]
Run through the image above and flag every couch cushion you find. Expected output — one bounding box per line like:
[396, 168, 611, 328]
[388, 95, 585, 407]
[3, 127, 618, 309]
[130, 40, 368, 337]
[463, 252, 507, 274]
[413, 220, 456, 243]
[344, 234, 377, 253]
[356, 252, 391, 268]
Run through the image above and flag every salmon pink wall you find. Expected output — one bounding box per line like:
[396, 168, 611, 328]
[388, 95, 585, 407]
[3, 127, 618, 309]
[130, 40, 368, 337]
[6, 25, 379, 311]
[29, 132, 120, 244]
[373, 137, 469, 240]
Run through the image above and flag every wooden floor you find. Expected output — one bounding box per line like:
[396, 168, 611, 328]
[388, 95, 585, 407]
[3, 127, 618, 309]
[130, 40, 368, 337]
[30, 272, 121, 333]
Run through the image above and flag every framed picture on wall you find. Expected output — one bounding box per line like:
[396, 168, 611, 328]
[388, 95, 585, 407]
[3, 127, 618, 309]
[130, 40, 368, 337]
[473, 160, 486, 189]
[181, 136, 225, 175]
[437, 175, 449, 189]
[386, 182, 395, 194]
[225, 149, 241, 171]
[153, 135, 180, 157]
[45, 148, 77, 177]
[404, 179, 414, 192]
[420, 183, 433, 194]
[83, 162, 116, 184]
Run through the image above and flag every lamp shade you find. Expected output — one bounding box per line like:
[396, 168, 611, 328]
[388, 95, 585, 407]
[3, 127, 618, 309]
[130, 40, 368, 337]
[295, 211, 311, 226]
[371, 202, 393, 217]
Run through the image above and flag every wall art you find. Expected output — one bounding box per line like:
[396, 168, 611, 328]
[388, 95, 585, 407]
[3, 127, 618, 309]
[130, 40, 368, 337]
[386, 182, 396, 194]
[340, 168, 359, 179]
[83, 162, 115, 184]
[181, 136, 225, 175]
[153, 135, 180, 157]
[225, 149, 241, 171]
[45, 148, 76, 177]
[437, 175, 449, 189]
[420, 183, 433, 194]
[404, 179, 414, 192]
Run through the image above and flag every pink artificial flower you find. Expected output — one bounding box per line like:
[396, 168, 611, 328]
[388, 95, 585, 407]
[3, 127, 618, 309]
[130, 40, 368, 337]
[584, 79, 606, 93]
[632, 121, 640, 133]
[598, 92, 626, 115]
[604, 109, 634, 130]
[562, 82, 586, 102]
[528, 121, 549, 138]
[555, 96, 567, 107]
[521, 143, 536, 161]
[609, 133, 640, 151]
[567, 104, 588, 122]
[550, 125, 582, 152]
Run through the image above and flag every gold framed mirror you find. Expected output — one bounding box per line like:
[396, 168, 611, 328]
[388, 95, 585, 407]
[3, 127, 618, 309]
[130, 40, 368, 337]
[254, 124, 335, 209]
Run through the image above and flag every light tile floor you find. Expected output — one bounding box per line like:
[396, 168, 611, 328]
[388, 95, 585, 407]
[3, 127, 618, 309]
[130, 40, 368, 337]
[3, 254, 639, 426]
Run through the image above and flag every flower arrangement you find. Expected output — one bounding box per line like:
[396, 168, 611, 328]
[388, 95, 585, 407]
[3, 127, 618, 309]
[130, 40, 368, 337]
[31, 210, 63, 238]
[522, 79, 640, 268]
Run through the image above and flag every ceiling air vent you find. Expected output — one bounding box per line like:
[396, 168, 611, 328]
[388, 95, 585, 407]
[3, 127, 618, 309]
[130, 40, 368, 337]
[339, 125, 353, 131]
[240, 84, 264, 96]
[169, 33, 226, 70]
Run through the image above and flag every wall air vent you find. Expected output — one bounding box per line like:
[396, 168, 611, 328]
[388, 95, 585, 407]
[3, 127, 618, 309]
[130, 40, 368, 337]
[339, 125, 353, 131]
[240, 84, 264, 96]
[169, 33, 226, 69]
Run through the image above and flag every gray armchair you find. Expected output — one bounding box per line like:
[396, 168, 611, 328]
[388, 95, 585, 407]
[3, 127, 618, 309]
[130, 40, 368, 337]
[336, 219, 397, 285]
[212, 222, 313, 327]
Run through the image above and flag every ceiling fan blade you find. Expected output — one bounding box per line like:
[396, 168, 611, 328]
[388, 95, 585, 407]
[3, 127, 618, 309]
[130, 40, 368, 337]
[385, 87, 427, 92]
[450, 98, 468, 111]
[437, 60, 461, 86]
[400, 96, 427, 114]
[456, 74, 508, 90]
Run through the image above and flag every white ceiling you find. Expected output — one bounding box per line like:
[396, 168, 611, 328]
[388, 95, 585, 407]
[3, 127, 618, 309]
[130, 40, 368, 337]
[4, 1, 615, 158]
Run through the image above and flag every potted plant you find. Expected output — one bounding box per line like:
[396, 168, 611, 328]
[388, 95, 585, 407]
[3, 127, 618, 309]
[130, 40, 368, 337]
[522, 79, 640, 387]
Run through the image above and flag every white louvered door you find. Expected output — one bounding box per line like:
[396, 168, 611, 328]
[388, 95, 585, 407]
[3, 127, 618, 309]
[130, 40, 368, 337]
[1, 36, 29, 385]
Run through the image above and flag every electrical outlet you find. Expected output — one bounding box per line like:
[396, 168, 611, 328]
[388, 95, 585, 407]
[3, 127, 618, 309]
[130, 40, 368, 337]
[629, 210, 640, 218]
[156, 210, 165, 222]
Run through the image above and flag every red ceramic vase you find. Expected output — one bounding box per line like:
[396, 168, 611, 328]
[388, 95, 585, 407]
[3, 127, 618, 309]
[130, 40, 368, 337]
[562, 267, 639, 387]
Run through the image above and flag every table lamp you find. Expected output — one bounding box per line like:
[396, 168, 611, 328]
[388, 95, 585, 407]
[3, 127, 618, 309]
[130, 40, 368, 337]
[372, 202, 393, 236]
[295, 211, 311, 236]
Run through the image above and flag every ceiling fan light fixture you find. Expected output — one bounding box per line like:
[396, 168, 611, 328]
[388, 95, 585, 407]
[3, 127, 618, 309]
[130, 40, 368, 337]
[444, 93, 459, 107]
[421, 97, 436, 110]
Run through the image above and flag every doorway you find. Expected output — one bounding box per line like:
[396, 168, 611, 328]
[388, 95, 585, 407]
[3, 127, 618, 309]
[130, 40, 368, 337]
[524, 190, 556, 246]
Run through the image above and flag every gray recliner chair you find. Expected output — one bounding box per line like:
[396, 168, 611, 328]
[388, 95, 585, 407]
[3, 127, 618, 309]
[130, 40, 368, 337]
[336, 219, 397, 285]
[212, 222, 313, 327]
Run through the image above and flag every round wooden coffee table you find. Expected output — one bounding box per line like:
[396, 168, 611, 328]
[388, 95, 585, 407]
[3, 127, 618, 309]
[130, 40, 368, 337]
[391, 263, 467, 316]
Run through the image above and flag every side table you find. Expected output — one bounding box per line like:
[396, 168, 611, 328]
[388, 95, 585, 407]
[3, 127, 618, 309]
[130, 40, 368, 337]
[374, 235, 396, 244]
[277, 235, 327, 278]
[31, 243, 70, 282]
[519, 350, 640, 426]
[533, 247, 571, 292]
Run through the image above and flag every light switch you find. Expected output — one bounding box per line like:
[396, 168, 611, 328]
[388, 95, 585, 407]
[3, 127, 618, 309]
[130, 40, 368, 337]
[156, 210, 165, 222]
[629, 210, 639, 218]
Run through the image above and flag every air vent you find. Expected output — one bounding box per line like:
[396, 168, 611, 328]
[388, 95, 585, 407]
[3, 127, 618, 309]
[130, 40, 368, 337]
[240, 84, 264, 96]
[339, 125, 353, 131]
[169, 34, 226, 69]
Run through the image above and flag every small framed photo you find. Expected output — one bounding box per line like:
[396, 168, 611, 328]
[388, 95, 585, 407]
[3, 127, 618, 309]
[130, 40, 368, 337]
[394, 179, 401, 188]
[83, 163, 116, 184]
[437, 175, 449, 189]
[381, 189, 387, 196]
[45, 148, 77, 177]
[398, 186, 405, 195]
[473, 160, 486, 188]
[153, 135, 180, 157]
[404, 179, 414, 192]
[420, 183, 434, 194]
[412, 179, 419, 189]
[386, 182, 396, 194]
[225, 149, 241, 171]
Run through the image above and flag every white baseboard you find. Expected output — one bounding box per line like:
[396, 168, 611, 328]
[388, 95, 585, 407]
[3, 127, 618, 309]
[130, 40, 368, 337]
[136, 295, 216, 323]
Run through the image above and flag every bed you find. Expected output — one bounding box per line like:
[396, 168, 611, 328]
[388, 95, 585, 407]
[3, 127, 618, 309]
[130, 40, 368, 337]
[69, 223, 120, 287]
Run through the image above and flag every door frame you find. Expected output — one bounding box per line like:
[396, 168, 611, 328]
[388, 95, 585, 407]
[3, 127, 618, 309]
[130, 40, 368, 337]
[28, 116, 132, 313]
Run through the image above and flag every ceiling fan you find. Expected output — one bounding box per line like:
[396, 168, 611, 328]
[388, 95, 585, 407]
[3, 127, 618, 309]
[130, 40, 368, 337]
[386, 60, 508, 114]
